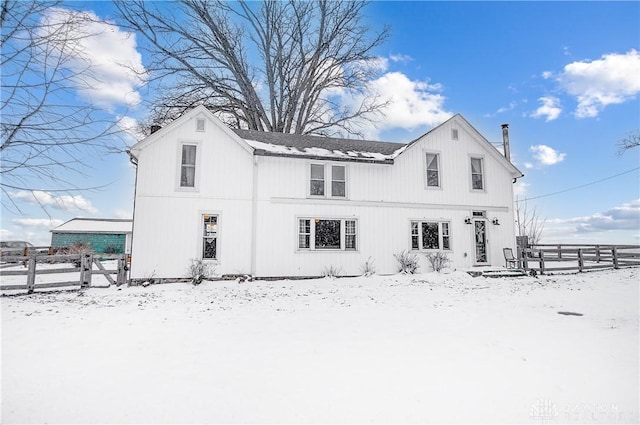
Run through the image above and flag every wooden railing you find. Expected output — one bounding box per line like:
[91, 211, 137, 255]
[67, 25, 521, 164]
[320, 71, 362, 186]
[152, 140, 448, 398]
[0, 253, 128, 293]
[521, 244, 640, 274]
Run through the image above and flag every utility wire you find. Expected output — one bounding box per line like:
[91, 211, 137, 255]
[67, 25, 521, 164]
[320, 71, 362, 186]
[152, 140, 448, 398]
[516, 166, 640, 202]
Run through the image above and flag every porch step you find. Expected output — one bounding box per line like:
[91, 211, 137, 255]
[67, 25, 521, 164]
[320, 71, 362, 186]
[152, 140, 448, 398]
[466, 268, 527, 278]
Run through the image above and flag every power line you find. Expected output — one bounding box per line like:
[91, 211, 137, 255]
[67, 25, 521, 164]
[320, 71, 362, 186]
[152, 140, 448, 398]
[516, 167, 640, 202]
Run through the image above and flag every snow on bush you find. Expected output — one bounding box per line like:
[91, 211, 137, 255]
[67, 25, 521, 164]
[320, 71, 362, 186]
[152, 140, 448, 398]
[426, 251, 450, 272]
[186, 258, 215, 285]
[394, 250, 419, 274]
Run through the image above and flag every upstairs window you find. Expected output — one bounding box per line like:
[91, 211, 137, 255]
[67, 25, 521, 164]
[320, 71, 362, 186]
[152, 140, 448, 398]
[471, 157, 484, 190]
[425, 153, 440, 188]
[196, 118, 205, 132]
[298, 218, 357, 251]
[180, 144, 197, 188]
[331, 165, 346, 197]
[410, 220, 451, 251]
[310, 164, 325, 196]
[309, 164, 347, 198]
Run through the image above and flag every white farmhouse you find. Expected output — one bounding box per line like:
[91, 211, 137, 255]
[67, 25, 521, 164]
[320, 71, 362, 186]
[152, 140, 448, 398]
[128, 105, 523, 279]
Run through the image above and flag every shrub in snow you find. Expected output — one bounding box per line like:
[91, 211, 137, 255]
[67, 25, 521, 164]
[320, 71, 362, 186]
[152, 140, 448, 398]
[360, 256, 376, 277]
[425, 251, 450, 273]
[322, 265, 341, 279]
[394, 250, 419, 274]
[186, 259, 215, 285]
[62, 242, 94, 267]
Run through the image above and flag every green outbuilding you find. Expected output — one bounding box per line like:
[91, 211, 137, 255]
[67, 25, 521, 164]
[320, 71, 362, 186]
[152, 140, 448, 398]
[51, 218, 132, 254]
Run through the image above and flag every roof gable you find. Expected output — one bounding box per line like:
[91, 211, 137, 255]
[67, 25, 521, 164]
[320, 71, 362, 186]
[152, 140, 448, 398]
[129, 105, 253, 156]
[402, 114, 524, 178]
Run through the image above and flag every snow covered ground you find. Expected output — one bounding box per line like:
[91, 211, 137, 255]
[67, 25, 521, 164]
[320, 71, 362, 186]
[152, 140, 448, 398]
[2, 268, 638, 424]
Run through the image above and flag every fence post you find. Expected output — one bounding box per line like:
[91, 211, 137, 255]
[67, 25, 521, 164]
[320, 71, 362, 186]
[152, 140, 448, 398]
[26, 254, 36, 294]
[595, 245, 600, 263]
[80, 254, 92, 288]
[539, 250, 545, 275]
[612, 247, 619, 269]
[578, 249, 584, 272]
[522, 249, 529, 270]
[116, 255, 127, 286]
[557, 244, 562, 259]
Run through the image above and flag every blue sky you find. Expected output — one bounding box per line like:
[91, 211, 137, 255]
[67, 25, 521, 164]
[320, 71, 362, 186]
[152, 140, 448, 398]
[2, 1, 639, 246]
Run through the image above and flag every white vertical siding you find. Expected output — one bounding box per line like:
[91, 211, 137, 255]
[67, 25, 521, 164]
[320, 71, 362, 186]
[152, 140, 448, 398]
[131, 111, 520, 278]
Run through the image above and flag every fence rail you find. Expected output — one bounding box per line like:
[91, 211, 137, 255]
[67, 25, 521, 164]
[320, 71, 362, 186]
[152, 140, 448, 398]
[0, 253, 128, 293]
[521, 244, 640, 274]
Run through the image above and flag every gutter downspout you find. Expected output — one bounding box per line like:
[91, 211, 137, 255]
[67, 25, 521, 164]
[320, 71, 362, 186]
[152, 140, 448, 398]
[126, 149, 138, 284]
[250, 155, 258, 277]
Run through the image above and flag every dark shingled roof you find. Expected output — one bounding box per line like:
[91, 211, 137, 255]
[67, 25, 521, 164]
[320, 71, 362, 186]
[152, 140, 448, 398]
[232, 128, 406, 163]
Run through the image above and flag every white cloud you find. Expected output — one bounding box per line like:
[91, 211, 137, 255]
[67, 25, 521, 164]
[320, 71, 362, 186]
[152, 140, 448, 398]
[541, 71, 553, 79]
[548, 199, 640, 234]
[556, 49, 640, 118]
[346, 72, 452, 138]
[524, 162, 535, 169]
[38, 8, 147, 109]
[113, 209, 133, 219]
[513, 182, 529, 198]
[12, 218, 64, 229]
[530, 96, 562, 121]
[529, 145, 566, 167]
[389, 53, 413, 64]
[11, 191, 98, 214]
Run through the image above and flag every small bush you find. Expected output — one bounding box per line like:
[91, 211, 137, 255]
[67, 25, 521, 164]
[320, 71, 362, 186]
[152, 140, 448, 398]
[65, 242, 94, 267]
[104, 245, 122, 254]
[186, 259, 215, 285]
[425, 251, 450, 272]
[360, 256, 376, 277]
[394, 250, 419, 274]
[322, 265, 341, 279]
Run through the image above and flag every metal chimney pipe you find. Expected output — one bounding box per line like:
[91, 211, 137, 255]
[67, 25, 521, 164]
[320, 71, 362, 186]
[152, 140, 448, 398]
[501, 123, 511, 161]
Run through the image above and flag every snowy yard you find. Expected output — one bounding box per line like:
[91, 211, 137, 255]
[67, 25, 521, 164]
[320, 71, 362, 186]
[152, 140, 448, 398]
[1, 268, 638, 424]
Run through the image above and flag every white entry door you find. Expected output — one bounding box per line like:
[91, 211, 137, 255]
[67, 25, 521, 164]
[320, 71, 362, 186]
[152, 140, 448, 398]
[474, 220, 488, 264]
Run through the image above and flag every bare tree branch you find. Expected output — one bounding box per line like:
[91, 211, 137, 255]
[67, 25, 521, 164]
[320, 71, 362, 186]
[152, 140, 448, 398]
[115, 0, 389, 136]
[617, 130, 640, 155]
[1, 0, 132, 211]
[515, 198, 546, 246]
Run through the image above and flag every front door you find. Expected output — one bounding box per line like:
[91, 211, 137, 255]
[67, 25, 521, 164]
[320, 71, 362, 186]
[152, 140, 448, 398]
[474, 220, 488, 264]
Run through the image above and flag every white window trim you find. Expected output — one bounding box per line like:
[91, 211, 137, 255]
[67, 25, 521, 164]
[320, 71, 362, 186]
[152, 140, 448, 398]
[296, 216, 358, 252]
[308, 163, 349, 199]
[409, 219, 452, 251]
[176, 140, 201, 192]
[469, 155, 486, 192]
[199, 211, 221, 263]
[423, 149, 442, 190]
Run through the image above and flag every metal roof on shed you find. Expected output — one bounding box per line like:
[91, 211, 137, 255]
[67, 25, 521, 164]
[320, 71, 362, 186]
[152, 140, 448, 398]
[51, 218, 132, 234]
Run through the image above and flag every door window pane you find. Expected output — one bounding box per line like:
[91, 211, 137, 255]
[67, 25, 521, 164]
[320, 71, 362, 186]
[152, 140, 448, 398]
[202, 215, 217, 259]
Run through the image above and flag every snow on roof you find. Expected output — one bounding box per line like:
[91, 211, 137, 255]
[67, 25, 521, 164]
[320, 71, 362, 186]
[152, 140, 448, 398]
[233, 129, 406, 163]
[51, 218, 132, 234]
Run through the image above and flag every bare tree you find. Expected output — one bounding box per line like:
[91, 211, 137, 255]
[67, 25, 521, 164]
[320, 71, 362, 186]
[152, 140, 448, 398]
[1, 0, 130, 210]
[617, 130, 640, 155]
[115, 0, 389, 137]
[515, 198, 546, 246]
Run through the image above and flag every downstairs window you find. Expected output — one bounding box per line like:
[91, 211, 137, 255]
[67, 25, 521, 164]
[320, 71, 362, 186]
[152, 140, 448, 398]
[298, 218, 357, 251]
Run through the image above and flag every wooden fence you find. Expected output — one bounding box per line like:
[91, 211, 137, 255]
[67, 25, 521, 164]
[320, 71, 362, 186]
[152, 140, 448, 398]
[521, 244, 640, 274]
[0, 252, 128, 294]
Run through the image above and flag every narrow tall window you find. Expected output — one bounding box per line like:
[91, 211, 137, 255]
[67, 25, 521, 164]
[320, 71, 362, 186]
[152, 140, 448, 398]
[181, 145, 197, 187]
[331, 165, 346, 197]
[310, 164, 325, 196]
[426, 153, 440, 187]
[299, 219, 311, 249]
[345, 220, 357, 250]
[442, 223, 450, 250]
[471, 157, 484, 190]
[411, 222, 419, 249]
[202, 215, 218, 259]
